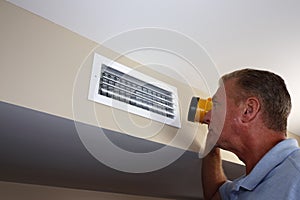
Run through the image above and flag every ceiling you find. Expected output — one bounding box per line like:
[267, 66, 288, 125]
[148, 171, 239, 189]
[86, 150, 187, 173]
[7, 0, 300, 135]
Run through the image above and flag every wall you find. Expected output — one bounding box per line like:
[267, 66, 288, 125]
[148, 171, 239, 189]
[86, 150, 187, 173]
[2, 0, 298, 169]
[0, 0, 208, 153]
[0, 0, 96, 119]
[0, 181, 174, 200]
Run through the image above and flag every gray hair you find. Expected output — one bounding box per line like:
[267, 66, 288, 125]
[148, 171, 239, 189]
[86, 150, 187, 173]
[221, 68, 291, 132]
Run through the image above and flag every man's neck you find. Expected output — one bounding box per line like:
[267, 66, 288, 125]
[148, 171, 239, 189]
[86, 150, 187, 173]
[237, 130, 286, 175]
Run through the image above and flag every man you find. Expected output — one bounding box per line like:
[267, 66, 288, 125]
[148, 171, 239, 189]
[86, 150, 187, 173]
[201, 68, 300, 200]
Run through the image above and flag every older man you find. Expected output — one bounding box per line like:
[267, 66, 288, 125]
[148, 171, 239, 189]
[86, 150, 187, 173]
[201, 69, 300, 200]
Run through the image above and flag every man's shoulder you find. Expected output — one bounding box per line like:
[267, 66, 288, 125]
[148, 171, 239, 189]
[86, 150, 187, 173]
[285, 148, 300, 172]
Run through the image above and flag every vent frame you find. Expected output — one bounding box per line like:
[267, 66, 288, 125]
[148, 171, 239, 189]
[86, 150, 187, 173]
[88, 53, 181, 128]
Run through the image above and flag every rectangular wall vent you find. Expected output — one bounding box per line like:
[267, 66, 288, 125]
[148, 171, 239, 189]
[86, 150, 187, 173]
[88, 53, 181, 128]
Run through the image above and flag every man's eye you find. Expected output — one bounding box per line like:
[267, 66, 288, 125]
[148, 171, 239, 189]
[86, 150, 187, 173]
[212, 102, 218, 107]
[212, 102, 221, 109]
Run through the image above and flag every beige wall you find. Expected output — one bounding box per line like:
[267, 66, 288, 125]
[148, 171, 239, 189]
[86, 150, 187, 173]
[0, 1, 209, 153]
[0, 181, 174, 200]
[0, 0, 96, 118]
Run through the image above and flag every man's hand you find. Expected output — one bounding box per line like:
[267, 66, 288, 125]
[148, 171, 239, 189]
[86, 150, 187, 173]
[202, 148, 227, 200]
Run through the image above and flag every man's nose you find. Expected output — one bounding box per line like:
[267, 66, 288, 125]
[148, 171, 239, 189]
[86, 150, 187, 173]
[201, 110, 211, 125]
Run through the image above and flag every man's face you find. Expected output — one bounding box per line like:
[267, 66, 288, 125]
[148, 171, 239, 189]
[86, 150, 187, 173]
[204, 79, 240, 152]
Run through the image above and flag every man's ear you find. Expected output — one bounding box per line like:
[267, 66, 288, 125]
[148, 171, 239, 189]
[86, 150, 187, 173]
[241, 97, 260, 122]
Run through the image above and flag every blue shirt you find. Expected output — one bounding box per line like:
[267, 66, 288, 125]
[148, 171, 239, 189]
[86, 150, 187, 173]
[219, 138, 300, 200]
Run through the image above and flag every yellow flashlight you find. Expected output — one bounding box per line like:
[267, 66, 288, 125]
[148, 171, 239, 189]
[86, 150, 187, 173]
[188, 97, 212, 123]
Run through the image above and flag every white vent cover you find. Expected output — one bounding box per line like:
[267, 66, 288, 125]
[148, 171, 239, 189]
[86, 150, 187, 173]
[88, 53, 181, 128]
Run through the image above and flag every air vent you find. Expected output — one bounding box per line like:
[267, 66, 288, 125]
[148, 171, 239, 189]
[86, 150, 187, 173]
[88, 53, 181, 128]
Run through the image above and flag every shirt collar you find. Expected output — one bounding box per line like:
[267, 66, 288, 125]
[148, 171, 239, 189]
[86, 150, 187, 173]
[237, 138, 299, 191]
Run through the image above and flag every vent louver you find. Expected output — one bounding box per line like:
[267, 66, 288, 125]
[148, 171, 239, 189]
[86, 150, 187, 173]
[88, 53, 181, 128]
[99, 65, 175, 119]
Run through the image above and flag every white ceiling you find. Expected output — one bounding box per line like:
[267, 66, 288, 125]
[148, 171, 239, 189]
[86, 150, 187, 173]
[8, 0, 300, 135]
